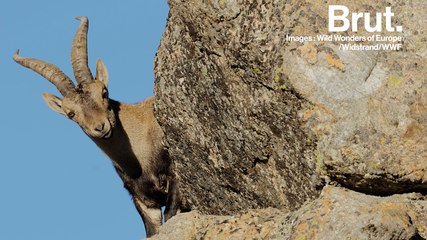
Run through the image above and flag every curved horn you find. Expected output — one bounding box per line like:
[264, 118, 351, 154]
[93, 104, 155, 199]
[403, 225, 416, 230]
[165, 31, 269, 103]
[71, 16, 93, 84]
[13, 50, 75, 96]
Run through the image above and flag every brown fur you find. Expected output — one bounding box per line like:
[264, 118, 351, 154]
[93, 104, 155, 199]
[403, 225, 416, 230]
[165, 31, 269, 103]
[13, 16, 181, 237]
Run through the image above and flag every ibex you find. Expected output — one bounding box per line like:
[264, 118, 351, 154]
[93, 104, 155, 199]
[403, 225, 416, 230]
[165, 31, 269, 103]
[14, 16, 180, 237]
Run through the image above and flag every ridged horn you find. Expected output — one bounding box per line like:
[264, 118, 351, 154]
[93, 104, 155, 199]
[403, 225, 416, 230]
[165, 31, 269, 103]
[13, 50, 75, 96]
[71, 16, 93, 84]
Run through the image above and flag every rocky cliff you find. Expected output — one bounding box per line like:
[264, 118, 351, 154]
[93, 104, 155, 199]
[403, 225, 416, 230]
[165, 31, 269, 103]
[153, 0, 426, 239]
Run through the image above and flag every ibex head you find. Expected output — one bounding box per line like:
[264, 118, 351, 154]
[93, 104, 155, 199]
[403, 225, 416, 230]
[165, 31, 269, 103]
[14, 16, 116, 139]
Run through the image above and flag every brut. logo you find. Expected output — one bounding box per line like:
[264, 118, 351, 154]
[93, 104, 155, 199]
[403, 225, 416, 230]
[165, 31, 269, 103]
[329, 5, 403, 33]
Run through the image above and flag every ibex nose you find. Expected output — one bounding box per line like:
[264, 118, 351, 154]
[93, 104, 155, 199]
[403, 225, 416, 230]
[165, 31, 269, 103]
[95, 123, 105, 132]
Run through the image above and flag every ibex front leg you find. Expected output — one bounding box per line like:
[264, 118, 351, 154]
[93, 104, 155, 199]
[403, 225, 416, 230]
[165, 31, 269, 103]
[133, 198, 162, 237]
[164, 177, 180, 222]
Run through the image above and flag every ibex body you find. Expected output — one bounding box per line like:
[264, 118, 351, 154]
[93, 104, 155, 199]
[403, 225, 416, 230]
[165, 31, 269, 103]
[14, 16, 179, 237]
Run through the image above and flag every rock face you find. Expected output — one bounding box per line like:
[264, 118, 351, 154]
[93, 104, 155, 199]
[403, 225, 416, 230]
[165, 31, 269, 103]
[153, 0, 427, 238]
[151, 186, 427, 240]
[292, 1, 427, 195]
[154, 0, 321, 214]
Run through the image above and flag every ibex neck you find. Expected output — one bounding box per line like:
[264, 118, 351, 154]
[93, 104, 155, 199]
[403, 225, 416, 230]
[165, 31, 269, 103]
[90, 99, 142, 178]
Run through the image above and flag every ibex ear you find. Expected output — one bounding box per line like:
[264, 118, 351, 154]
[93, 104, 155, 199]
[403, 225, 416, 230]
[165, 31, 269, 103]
[42, 93, 65, 116]
[96, 59, 108, 87]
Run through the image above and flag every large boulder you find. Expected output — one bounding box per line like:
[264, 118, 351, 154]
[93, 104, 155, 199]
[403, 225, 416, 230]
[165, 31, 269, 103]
[155, 0, 321, 214]
[151, 186, 427, 240]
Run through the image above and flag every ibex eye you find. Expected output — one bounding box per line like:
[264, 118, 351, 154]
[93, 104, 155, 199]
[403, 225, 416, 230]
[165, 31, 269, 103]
[102, 89, 108, 99]
[67, 112, 75, 119]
